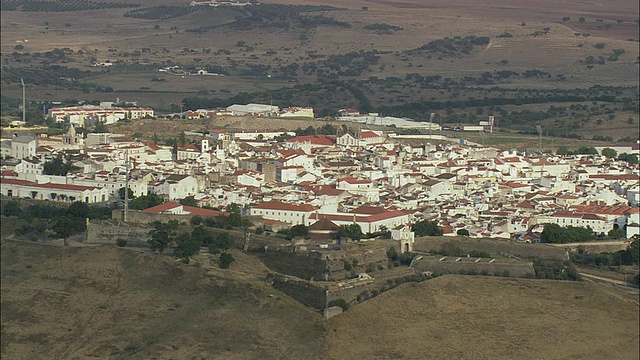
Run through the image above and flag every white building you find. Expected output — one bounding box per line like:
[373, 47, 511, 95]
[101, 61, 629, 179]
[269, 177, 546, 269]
[249, 202, 319, 225]
[226, 103, 279, 116]
[1, 177, 109, 203]
[155, 174, 199, 200]
[10, 136, 37, 160]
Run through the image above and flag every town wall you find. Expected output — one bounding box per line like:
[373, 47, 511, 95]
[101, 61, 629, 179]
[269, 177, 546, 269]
[327, 280, 375, 304]
[411, 256, 535, 278]
[268, 274, 327, 309]
[323, 306, 343, 320]
[262, 251, 329, 281]
[86, 220, 151, 246]
[112, 209, 193, 224]
[414, 237, 568, 261]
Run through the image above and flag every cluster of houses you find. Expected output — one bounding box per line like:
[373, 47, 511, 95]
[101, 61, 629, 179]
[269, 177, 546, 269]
[47, 103, 154, 127]
[1, 125, 638, 240]
[185, 104, 314, 118]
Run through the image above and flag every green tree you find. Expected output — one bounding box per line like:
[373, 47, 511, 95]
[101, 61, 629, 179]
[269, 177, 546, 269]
[226, 203, 241, 214]
[412, 220, 443, 237]
[179, 196, 198, 207]
[210, 232, 234, 250]
[601, 148, 617, 159]
[3, 201, 22, 217]
[43, 157, 78, 176]
[190, 215, 203, 225]
[148, 221, 176, 254]
[386, 246, 399, 261]
[338, 224, 363, 241]
[219, 252, 235, 269]
[290, 224, 309, 238]
[67, 201, 89, 218]
[456, 229, 470, 236]
[93, 122, 108, 133]
[174, 232, 202, 259]
[327, 298, 350, 310]
[617, 153, 639, 165]
[50, 216, 86, 243]
[608, 228, 624, 239]
[118, 187, 134, 200]
[129, 194, 163, 210]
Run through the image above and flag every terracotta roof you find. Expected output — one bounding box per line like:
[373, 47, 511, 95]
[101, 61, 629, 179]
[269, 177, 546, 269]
[143, 201, 227, 217]
[0, 178, 100, 191]
[349, 205, 386, 215]
[286, 135, 335, 146]
[338, 176, 371, 185]
[309, 217, 340, 231]
[252, 201, 318, 212]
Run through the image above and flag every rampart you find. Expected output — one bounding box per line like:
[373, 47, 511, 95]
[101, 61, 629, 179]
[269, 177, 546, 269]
[86, 220, 151, 246]
[327, 279, 375, 304]
[414, 237, 568, 261]
[267, 274, 328, 309]
[112, 209, 194, 225]
[262, 251, 330, 281]
[411, 255, 535, 278]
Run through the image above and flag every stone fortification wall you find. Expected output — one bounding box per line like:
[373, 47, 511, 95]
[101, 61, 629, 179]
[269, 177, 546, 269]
[262, 251, 329, 281]
[112, 209, 192, 225]
[327, 280, 375, 304]
[324, 306, 343, 320]
[86, 220, 151, 246]
[411, 256, 535, 278]
[414, 237, 568, 261]
[268, 274, 327, 310]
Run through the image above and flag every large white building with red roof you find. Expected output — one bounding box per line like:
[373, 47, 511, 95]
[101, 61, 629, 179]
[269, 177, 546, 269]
[249, 202, 319, 225]
[0, 177, 110, 203]
[142, 202, 227, 217]
[306, 209, 411, 234]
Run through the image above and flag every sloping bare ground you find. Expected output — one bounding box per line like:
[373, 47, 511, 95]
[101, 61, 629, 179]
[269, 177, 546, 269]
[3, 240, 638, 359]
[327, 275, 639, 360]
[0, 241, 327, 359]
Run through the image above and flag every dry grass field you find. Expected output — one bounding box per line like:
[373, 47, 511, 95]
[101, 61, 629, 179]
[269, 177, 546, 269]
[327, 275, 639, 360]
[2, 239, 639, 359]
[1, 0, 638, 145]
[0, 241, 327, 359]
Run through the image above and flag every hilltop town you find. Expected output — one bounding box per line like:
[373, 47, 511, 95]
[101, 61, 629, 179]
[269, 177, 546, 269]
[1, 102, 638, 243]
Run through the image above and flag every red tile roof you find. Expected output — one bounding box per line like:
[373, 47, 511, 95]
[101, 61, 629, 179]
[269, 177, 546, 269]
[286, 135, 335, 146]
[1, 177, 100, 191]
[252, 201, 318, 212]
[143, 201, 227, 217]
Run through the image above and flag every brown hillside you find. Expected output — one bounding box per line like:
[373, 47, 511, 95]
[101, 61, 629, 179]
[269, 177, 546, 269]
[327, 275, 639, 360]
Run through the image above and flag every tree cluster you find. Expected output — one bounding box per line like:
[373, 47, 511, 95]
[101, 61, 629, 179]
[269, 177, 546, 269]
[570, 239, 639, 268]
[540, 223, 596, 244]
[533, 259, 580, 280]
[43, 156, 80, 176]
[412, 220, 443, 237]
[2, 200, 114, 240]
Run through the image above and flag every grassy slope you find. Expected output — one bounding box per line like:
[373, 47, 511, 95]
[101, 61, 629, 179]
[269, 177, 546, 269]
[2, 240, 638, 359]
[0, 241, 327, 359]
[327, 275, 639, 360]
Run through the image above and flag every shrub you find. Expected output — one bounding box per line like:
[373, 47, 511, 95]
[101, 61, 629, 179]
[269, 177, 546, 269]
[327, 298, 349, 310]
[116, 239, 127, 247]
[219, 252, 235, 269]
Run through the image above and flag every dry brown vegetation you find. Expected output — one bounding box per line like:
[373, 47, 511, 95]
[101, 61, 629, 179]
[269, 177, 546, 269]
[2, 239, 639, 359]
[1, 0, 638, 144]
[327, 275, 639, 360]
[0, 241, 327, 359]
